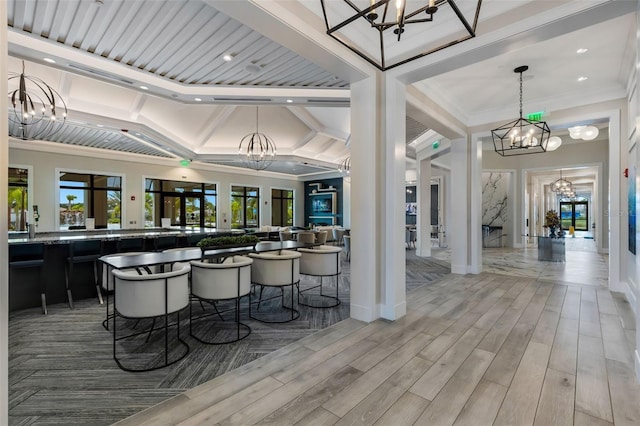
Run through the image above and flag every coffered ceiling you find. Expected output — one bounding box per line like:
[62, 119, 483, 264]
[5, 0, 637, 177]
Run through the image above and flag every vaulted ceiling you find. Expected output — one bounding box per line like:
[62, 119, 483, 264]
[6, 0, 636, 177]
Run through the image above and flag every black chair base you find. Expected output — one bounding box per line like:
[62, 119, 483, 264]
[298, 275, 341, 309]
[249, 283, 300, 323]
[113, 311, 189, 372]
[189, 298, 251, 345]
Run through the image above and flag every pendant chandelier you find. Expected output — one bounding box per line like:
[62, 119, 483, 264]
[8, 60, 68, 140]
[238, 107, 276, 171]
[338, 156, 351, 182]
[551, 169, 573, 195]
[320, 0, 482, 71]
[492, 66, 550, 157]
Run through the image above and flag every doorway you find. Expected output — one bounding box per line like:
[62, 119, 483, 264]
[560, 201, 588, 231]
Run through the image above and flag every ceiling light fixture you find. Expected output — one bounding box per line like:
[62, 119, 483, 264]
[577, 76, 588, 82]
[551, 169, 573, 195]
[139, 85, 149, 90]
[546, 136, 562, 151]
[492, 66, 551, 157]
[8, 60, 68, 140]
[569, 125, 599, 141]
[222, 53, 234, 62]
[338, 156, 351, 182]
[576, 48, 588, 54]
[43, 58, 56, 64]
[320, 0, 482, 71]
[238, 107, 277, 171]
[194, 97, 202, 102]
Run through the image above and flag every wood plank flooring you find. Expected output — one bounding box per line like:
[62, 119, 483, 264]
[116, 273, 639, 426]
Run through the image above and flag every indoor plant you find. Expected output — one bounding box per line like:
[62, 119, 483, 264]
[196, 235, 260, 251]
[544, 210, 560, 237]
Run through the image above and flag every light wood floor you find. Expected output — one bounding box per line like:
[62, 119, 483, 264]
[116, 272, 640, 426]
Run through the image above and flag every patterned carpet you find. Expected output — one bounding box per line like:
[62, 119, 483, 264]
[8, 249, 450, 425]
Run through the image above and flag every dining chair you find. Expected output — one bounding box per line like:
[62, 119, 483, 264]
[297, 245, 342, 308]
[279, 230, 293, 241]
[316, 230, 328, 245]
[189, 256, 253, 344]
[248, 250, 301, 323]
[297, 231, 316, 244]
[332, 228, 345, 246]
[343, 235, 351, 262]
[111, 262, 191, 372]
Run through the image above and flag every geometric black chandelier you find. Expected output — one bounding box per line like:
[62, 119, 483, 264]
[320, 0, 482, 71]
[492, 66, 551, 157]
[551, 169, 573, 195]
[8, 60, 68, 140]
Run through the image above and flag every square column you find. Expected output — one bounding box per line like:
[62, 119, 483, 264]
[417, 157, 431, 257]
[350, 74, 407, 322]
[450, 137, 469, 274]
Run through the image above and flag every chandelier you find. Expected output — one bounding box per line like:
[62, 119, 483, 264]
[320, 0, 482, 71]
[238, 107, 276, 171]
[551, 169, 573, 195]
[8, 61, 68, 140]
[492, 66, 551, 157]
[338, 156, 351, 181]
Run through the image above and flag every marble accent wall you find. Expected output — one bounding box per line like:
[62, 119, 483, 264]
[482, 172, 509, 226]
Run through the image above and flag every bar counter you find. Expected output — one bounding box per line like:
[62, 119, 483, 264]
[7, 227, 242, 312]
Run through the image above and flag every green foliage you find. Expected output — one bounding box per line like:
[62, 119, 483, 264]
[544, 210, 560, 228]
[197, 234, 260, 248]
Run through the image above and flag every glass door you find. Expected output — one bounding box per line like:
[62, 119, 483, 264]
[559, 201, 588, 231]
[163, 196, 181, 226]
[185, 196, 201, 226]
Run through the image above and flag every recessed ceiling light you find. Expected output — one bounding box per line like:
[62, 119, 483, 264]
[43, 58, 56, 64]
[222, 53, 234, 62]
[96, 124, 104, 128]
[576, 48, 589, 54]
[286, 99, 293, 103]
[139, 85, 149, 90]
[577, 76, 588, 82]
[194, 97, 202, 102]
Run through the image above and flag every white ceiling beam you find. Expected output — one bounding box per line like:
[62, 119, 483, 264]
[194, 106, 236, 151]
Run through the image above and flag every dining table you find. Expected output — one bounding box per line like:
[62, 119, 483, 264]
[99, 240, 319, 270]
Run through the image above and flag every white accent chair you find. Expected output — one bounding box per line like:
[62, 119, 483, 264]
[297, 245, 342, 308]
[297, 231, 316, 244]
[332, 228, 345, 246]
[189, 256, 253, 344]
[101, 251, 154, 330]
[248, 250, 301, 323]
[343, 235, 351, 262]
[279, 230, 293, 241]
[316, 230, 328, 245]
[111, 263, 191, 372]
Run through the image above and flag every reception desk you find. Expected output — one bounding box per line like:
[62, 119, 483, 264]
[537, 236, 565, 262]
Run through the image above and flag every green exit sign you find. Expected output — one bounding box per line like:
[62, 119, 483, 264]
[527, 111, 544, 121]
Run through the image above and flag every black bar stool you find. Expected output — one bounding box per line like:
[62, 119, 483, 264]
[117, 237, 145, 253]
[9, 243, 47, 314]
[65, 240, 103, 309]
[153, 235, 177, 252]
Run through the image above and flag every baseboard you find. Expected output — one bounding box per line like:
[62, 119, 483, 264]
[380, 301, 407, 321]
[468, 264, 482, 274]
[350, 303, 378, 323]
[451, 264, 467, 274]
[623, 281, 638, 317]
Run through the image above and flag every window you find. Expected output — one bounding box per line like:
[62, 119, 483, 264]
[59, 172, 122, 230]
[8, 167, 29, 231]
[271, 189, 294, 226]
[145, 179, 216, 228]
[231, 186, 260, 229]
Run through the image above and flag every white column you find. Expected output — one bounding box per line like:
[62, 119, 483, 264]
[1, 0, 9, 422]
[469, 136, 483, 274]
[349, 76, 379, 322]
[609, 110, 624, 292]
[450, 137, 469, 274]
[417, 156, 431, 257]
[380, 73, 407, 320]
[350, 73, 407, 322]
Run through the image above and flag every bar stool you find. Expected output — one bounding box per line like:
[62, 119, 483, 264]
[153, 235, 177, 252]
[117, 237, 145, 253]
[9, 243, 47, 314]
[65, 240, 103, 309]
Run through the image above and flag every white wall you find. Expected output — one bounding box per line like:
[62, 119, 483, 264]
[9, 147, 305, 232]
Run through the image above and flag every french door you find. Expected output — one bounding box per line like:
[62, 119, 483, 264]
[559, 201, 588, 231]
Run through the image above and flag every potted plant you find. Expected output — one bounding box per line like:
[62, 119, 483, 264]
[544, 210, 560, 237]
[196, 235, 260, 252]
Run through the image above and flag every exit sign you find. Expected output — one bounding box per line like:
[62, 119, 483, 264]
[527, 111, 544, 121]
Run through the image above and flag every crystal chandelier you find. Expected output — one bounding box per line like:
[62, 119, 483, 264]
[8, 60, 68, 140]
[551, 169, 573, 195]
[238, 107, 276, 171]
